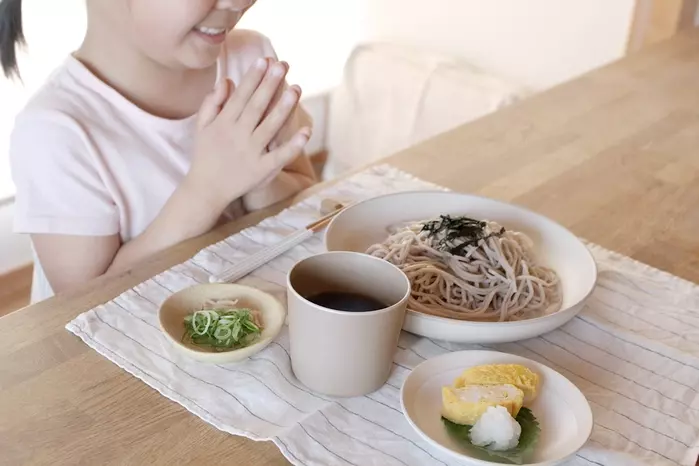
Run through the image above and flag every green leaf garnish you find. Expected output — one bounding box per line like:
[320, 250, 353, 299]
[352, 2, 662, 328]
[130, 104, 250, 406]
[442, 407, 541, 465]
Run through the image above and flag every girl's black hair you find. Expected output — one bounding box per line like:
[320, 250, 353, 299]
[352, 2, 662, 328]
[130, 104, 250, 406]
[0, 0, 24, 79]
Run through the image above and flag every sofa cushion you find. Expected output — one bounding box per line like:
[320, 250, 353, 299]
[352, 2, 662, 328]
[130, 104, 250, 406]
[323, 43, 529, 179]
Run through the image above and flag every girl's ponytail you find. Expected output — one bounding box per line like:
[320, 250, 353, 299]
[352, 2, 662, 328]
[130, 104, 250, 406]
[0, 0, 24, 78]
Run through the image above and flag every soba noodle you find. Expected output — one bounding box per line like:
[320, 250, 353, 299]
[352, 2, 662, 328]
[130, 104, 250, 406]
[366, 215, 562, 322]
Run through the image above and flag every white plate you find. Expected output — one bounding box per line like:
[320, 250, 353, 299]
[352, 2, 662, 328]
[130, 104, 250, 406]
[400, 350, 593, 466]
[324, 191, 597, 343]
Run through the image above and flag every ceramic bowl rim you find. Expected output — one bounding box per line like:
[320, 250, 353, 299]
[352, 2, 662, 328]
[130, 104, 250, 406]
[286, 251, 412, 317]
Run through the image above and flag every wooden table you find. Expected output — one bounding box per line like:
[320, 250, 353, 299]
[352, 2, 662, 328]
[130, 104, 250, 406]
[2, 31, 699, 466]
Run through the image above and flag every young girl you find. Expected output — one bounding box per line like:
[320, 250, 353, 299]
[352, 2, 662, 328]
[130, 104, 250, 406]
[0, 0, 316, 302]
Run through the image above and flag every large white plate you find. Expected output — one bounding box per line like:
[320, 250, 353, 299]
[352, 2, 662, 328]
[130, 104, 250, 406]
[324, 191, 597, 343]
[400, 351, 593, 466]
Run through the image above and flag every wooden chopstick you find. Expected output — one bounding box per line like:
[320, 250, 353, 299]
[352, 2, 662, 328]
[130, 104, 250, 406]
[308, 204, 347, 232]
[209, 202, 348, 283]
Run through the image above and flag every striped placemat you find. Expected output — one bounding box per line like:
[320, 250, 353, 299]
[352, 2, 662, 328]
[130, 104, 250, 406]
[67, 164, 699, 466]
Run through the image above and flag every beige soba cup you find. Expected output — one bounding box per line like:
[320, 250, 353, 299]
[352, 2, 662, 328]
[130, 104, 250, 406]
[287, 251, 411, 397]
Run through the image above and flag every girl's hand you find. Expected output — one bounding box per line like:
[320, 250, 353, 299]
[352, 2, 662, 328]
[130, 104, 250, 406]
[30, 60, 311, 295]
[189, 58, 311, 210]
[264, 62, 311, 152]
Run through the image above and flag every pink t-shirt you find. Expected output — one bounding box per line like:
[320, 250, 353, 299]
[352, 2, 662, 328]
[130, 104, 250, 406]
[10, 30, 312, 301]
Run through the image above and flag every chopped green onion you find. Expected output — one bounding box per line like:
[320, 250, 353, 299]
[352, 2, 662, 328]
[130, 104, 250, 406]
[182, 307, 263, 352]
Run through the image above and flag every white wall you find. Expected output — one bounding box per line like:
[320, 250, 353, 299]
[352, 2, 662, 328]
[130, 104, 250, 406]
[362, 0, 636, 90]
[0, 202, 31, 272]
[239, 0, 367, 96]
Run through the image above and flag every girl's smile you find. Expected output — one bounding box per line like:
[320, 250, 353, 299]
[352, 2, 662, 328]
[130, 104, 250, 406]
[192, 27, 229, 45]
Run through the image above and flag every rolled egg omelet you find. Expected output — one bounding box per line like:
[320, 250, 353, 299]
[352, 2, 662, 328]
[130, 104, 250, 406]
[441, 384, 524, 426]
[455, 364, 539, 402]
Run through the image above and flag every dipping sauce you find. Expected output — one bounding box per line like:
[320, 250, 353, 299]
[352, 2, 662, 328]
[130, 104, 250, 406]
[306, 291, 386, 313]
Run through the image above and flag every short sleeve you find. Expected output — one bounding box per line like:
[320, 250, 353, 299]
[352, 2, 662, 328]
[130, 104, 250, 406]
[10, 114, 119, 236]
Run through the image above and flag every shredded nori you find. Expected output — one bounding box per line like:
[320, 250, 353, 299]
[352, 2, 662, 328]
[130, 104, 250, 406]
[421, 215, 505, 256]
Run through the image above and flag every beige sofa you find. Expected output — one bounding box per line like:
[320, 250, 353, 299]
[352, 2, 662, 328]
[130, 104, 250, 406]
[302, 42, 530, 180]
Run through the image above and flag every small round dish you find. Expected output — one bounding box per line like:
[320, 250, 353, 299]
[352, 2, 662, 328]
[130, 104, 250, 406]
[400, 350, 593, 466]
[158, 283, 285, 364]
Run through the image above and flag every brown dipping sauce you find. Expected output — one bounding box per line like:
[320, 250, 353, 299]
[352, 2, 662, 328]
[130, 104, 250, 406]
[306, 291, 386, 313]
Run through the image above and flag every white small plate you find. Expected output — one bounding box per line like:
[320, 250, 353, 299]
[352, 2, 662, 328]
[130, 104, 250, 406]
[400, 350, 593, 466]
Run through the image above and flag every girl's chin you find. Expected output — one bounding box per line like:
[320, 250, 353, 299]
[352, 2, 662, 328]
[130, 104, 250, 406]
[178, 41, 223, 69]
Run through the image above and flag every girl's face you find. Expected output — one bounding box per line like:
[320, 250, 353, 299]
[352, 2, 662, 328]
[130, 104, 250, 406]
[123, 0, 257, 69]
